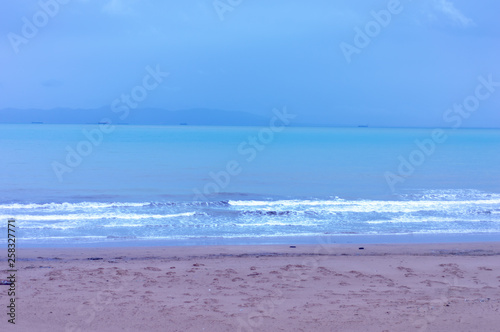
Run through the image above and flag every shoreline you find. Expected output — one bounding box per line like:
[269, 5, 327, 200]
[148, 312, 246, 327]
[13, 241, 500, 260]
[2, 242, 500, 331]
[12, 232, 500, 248]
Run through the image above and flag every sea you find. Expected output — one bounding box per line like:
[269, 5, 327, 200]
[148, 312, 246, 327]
[1, 124, 499, 247]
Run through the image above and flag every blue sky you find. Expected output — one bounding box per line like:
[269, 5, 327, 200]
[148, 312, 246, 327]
[1, 0, 499, 127]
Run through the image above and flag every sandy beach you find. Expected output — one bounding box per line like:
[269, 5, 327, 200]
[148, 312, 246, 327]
[2, 242, 500, 331]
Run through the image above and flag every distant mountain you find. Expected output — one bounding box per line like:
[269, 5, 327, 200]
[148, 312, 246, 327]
[0, 107, 284, 126]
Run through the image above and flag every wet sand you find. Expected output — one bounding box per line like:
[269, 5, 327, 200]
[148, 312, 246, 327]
[2, 242, 500, 331]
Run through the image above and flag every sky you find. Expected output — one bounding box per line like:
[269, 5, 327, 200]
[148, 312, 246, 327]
[1, 0, 499, 127]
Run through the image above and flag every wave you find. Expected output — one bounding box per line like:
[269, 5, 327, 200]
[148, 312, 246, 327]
[0, 212, 197, 221]
[2, 189, 499, 213]
[2, 199, 499, 218]
[0, 200, 234, 211]
[227, 199, 345, 207]
[3, 190, 499, 242]
[365, 216, 496, 224]
[0, 202, 151, 210]
[399, 189, 500, 201]
[228, 199, 500, 214]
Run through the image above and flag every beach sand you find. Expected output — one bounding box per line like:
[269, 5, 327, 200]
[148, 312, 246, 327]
[2, 242, 500, 331]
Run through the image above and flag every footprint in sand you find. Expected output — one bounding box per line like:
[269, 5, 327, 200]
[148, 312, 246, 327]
[478, 266, 493, 271]
[144, 267, 162, 271]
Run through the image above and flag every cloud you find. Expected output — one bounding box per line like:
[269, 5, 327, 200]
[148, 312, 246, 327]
[433, 0, 474, 27]
[102, 0, 134, 15]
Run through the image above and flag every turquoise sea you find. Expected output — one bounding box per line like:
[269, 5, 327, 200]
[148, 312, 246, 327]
[1, 124, 499, 246]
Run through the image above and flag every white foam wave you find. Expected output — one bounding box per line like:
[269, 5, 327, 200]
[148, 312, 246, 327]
[13, 236, 109, 241]
[366, 216, 463, 224]
[228, 199, 500, 214]
[401, 189, 500, 201]
[0, 212, 196, 222]
[0, 202, 150, 210]
[228, 199, 345, 207]
[235, 222, 320, 227]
